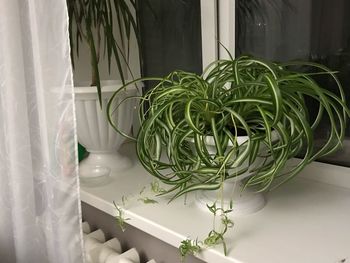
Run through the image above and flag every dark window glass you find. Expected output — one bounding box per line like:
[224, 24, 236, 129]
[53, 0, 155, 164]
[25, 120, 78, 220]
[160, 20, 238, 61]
[138, 0, 202, 82]
[236, 0, 350, 167]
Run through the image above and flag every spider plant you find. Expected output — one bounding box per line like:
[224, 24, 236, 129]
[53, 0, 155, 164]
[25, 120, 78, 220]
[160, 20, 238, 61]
[108, 55, 350, 200]
[67, 0, 140, 105]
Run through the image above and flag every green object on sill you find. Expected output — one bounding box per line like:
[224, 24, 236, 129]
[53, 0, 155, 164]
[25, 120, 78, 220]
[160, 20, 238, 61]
[78, 143, 87, 162]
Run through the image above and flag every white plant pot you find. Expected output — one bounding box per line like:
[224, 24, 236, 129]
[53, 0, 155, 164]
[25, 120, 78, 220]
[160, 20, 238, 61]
[195, 133, 277, 216]
[196, 179, 266, 217]
[75, 80, 136, 185]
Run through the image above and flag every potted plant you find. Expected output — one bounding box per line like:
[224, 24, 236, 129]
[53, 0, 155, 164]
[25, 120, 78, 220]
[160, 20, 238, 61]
[108, 55, 349, 206]
[108, 55, 350, 257]
[67, 0, 140, 183]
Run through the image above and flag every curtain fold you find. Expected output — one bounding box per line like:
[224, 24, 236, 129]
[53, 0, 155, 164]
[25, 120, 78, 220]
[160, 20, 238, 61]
[0, 0, 84, 262]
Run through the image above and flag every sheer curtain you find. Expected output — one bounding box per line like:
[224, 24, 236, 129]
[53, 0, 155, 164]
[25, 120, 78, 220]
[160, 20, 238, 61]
[0, 0, 84, 263]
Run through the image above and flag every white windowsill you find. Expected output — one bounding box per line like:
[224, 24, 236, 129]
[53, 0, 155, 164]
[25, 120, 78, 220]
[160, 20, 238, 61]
[80, 142, 350, 263]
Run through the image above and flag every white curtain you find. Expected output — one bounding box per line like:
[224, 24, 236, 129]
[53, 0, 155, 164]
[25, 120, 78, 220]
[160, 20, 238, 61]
[0, 0, 84, 263]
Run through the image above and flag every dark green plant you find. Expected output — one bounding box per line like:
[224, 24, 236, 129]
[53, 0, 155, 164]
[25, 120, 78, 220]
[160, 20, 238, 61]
[67, 0, 140, 105]
[108, 55, 350, 200]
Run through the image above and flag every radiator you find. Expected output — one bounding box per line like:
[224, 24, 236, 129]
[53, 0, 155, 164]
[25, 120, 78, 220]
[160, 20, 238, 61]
[82, 222, 156, 263]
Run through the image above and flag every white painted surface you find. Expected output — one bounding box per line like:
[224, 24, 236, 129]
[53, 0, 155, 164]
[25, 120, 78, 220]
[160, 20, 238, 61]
[218, 0, 235, 59]
[81, 142, 350, 263]
[200, 0, 218, 70]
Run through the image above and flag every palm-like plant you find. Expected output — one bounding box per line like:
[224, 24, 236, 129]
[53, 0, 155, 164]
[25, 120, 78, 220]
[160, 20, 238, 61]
[67, 0, 140, 104]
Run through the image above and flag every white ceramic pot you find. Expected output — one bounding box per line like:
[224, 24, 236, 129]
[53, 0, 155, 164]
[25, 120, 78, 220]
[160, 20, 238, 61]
[75, 80, 136, 184]
[196, 179, 266, 217]
[195, 132, 278, 216]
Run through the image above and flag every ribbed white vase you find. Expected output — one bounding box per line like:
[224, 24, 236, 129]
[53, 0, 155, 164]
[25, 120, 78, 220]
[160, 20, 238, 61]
[75, 80, 135, 184]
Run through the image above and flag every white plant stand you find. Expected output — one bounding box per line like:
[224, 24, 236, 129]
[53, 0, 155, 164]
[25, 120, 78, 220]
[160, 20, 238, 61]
[194, 134, 273, 216]
[196, 180, 266, 216]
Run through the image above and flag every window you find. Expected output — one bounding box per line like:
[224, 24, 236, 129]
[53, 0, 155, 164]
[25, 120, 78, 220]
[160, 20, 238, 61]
[201, 0, 350, 167]
[138, 0, 202, 79]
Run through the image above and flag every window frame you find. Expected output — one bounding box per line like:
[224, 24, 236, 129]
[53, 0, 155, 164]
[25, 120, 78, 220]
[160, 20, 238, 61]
[200, 0, 236, 69]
